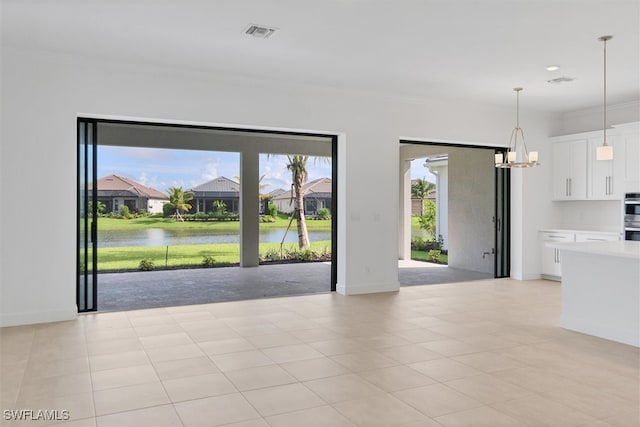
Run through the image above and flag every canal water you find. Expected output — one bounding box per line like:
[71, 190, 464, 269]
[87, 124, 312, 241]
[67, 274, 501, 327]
[98, 228, 332, 248]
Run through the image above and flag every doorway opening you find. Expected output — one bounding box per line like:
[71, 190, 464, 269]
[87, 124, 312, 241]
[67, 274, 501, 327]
[78, 118, 338, 312]
[399, 141, 509, 286]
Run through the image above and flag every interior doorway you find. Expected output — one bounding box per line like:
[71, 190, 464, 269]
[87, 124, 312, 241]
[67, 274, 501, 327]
[78, 118, 338, 312]
[399, 141, 509, 285]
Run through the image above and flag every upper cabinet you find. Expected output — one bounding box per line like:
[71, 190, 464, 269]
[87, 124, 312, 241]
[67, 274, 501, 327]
[588, 135, 623, 199]
[553, 139, 587, 200]
[551, 123, 639, 201]
[620, 127, 640, 191]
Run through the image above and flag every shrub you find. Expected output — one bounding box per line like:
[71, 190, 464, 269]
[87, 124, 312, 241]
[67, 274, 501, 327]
[316, 208, 331, 220]
[201, 255, 216, 267]
[119, 205, 133, 219]
[261, 215, 276, 223]
[417, 200, 436, 237]
[261, 248, 282, 262]
[162, 203, 173, 218]
[139, 258, 155, 271]
[428, 249, 441, 263]
[268, 203, 278, 217]
[211, 200, 227, 216]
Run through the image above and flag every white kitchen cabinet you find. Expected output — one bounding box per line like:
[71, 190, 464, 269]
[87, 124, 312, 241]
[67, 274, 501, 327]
[588, 135, 623, 199]
[540, 231, 574, 279]
[553, 139, 587, 200]
[621, 130, 639, 190]
[574, 232, 620, 242]
[540, 230, 620, 280]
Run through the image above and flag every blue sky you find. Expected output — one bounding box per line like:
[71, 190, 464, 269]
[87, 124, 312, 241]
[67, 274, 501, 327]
[97, 146, 435, 193]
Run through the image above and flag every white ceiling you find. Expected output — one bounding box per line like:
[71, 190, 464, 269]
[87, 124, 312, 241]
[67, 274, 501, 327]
[2, 0, 639, 113]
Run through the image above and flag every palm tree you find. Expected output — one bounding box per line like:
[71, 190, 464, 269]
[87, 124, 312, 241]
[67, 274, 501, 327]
[287, 155, 310, 249]
[411, 178, 435, 216]
[166, 186, 194, 221]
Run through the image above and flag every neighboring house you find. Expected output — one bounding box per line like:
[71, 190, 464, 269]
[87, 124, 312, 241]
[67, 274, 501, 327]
[261, 188, 287, 214]
[189, 176, 239, 214]
[272, 177, 332, 216]
[90, 174, 168, 214]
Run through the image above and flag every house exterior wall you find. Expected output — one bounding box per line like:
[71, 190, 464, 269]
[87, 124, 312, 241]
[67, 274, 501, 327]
[447, 149, 494, 274]
[147, 198, 167, 214]
[0, 46, 554, 326]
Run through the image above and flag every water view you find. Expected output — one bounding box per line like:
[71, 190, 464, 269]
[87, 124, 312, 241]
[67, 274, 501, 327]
[98, 228, 332, 248]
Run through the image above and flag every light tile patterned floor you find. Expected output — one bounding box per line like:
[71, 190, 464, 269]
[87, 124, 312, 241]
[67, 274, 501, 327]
[1, 279, 639, 426]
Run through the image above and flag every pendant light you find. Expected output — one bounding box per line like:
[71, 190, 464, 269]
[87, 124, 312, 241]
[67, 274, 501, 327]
[596, 35, 613, 161]
[495, 88, 539, 168]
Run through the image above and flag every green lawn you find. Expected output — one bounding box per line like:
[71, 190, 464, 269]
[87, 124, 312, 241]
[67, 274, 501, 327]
[98, 214, 331, 232]
[96, 241, 332, 271]
[411, 250, 448, 264]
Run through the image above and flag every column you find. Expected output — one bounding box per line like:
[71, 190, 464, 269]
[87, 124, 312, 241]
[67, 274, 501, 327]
[240, 150, 260, 267]
[398, 159, 412, 260]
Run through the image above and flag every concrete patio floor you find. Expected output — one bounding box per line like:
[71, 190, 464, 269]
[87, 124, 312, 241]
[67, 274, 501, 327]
[97, 260, 493, 312]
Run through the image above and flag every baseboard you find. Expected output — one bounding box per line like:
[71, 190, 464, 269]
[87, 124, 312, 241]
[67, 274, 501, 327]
[0, 306, 77, 327]
[336, 280, 400, 295]
[509, 271, 542, 281]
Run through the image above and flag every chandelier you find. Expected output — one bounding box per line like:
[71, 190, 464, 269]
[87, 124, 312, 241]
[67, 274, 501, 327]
[495, 87, 539, 168]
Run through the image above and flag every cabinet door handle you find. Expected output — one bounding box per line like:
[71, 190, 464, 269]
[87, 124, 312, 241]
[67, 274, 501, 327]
[569, 178, 572, 196]
[565, 179, 568, 196]
[605, 176, 609, 195]
[610, 176, 613, 195]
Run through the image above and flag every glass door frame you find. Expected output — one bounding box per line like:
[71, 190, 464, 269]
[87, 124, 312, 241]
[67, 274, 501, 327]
[399, 140, 511, 279]
[77, 118, 98, 312]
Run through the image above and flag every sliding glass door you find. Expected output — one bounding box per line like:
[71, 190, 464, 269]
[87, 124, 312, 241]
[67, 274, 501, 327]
[77, 119, 97, 312]
[494, 154, 510, 278]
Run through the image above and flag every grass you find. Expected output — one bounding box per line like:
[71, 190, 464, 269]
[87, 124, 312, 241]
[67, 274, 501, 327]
[98, 214, 331, 232]
[411, 250, 448, 264]
[96, 240, 332, 271]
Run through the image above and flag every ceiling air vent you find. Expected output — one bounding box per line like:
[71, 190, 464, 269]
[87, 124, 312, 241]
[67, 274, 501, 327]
[547, 76, 575, 84]
[244, 24, 278, 39]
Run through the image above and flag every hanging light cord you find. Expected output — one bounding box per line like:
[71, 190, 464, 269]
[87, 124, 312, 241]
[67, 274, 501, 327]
[603, 37, 608, 146]
[516, 89, 520, 129]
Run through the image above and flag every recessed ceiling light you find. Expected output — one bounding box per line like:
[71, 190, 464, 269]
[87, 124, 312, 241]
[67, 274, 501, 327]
[545, 65, 560, 71]
[244, 24, 278, 39]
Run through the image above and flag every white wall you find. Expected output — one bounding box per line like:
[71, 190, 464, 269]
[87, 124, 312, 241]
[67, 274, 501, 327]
[551, 102, 640, 136]
[147, 199, 167, 215]
[0, 47, 554, 326]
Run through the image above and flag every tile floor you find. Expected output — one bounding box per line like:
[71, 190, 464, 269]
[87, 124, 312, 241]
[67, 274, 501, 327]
[1, 279, 638, 427]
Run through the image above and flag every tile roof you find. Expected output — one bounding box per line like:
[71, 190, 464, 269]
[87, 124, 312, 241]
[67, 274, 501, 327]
[92, 175, 167, 199]
[272, 177, 332, 201]
[190, 176, 240, 193]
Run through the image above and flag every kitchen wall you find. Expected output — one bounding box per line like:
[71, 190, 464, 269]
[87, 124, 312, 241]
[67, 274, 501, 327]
[547, 101, 638, 234]
[550, 201, 623, 233]
[551, 101, 640, 136]
[1, 46, 554, 326]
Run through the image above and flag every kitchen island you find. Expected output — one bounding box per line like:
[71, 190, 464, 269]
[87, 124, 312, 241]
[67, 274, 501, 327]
[553, 241, 640, 347]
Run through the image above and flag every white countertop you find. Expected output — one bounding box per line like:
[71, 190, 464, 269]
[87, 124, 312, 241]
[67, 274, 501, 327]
[553, 240, 640, 260]
[539, 229, 622, 236]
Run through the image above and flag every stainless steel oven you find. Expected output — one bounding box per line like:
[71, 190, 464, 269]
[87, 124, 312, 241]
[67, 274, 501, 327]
[624, 193, 640, 241]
